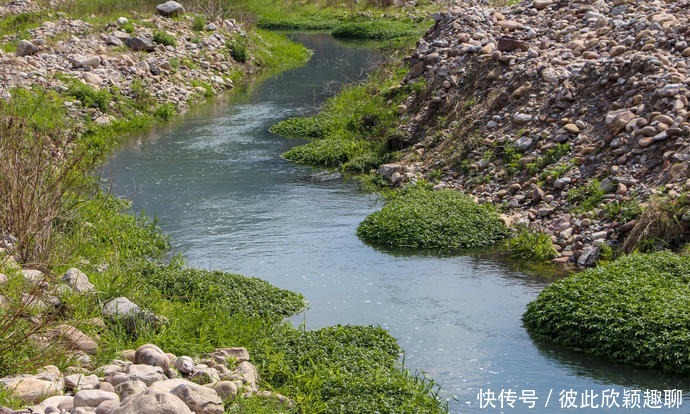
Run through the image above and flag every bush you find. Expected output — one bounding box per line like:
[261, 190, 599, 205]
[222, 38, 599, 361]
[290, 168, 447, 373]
[269, 115, 332, 139]
[356, 184, 507, 250]
[154, 102, 176, 120]
[523, 252, 690, 373]
[142, 265, 306, 319]
[503, 227, 557, 262]
[623, 194, 690, 253]
[192, 15, 205, 31]
[153, 30, 176, 47]
[67, 79, 111, 112]
[227, 35, 248, 63]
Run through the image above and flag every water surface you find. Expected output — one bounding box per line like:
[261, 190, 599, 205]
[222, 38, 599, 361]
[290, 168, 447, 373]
[107, 33, 689, 413]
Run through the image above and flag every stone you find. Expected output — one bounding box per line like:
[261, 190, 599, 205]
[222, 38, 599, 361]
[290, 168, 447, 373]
[62, 268, 94, 293]
[533, 0, 553, 10]
[103, 297, 142, 318]
[378, 163, 403, 180]
[114, 380, 148, 400]
[210, 347, 249, 364]
[71, 56, 101, 69]
[53, 325, 98, 354]
[65, 374, 100, 391]
[1, 377, 62, 403]
[126, 365, 166, 386]
[512, 113, 532, 124]
[0, 273, 7, 284]
[105, 36, 122, 46]
[553, 177, 571, 189]
[135, 344, 169, 370]
[156, 1, 184, 17]
[174, 356, 194, 375]
[514, 136, 533, 151]
[124, 37, 155, 52]
[95, 399, 120, 414]
[22, 269, 44, 283]
[211, 381, 237, 401]
[577, 246, 599, 267]
[168, 381, 223, 414]
[16, 40, 39, 57]
[111, 391, 192, 414]
[563, 124, 579, 134]
[189, 367, 220, 385]
[605, 109, 635, 134]
[32, 396, 75, 413]
[74, 390, 120, 408]
[234, 361, 258, 392]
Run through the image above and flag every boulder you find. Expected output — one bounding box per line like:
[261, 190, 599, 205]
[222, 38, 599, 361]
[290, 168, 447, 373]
[124, 37, 155, 52]
[62, 268, 94, 293]
[173, 356, 194, 375]
[95, 399, 121, 414]
[74, 390, 120, 408]
[111, 391, 192, 414]
[125, 364, 166, 386]
[156, 1, 184, 17]
[0, 377, 62, 403]
[134, 344, 169, 370]
[114, 380, 148, 400]
[71, 56, 101, 69]
[65, 374, 100, 391]
[53, 325, 98, 354]
[168, 381, 223, 414]
[16, 40, 39, 57]
[211, 381, 237, 401]
[605, 109, 635, 134]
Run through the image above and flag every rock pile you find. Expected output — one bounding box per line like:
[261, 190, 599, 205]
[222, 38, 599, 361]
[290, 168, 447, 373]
[0, 1, 247, 125]
[390, 0, 690, 265]
[0, 343, 290, 414]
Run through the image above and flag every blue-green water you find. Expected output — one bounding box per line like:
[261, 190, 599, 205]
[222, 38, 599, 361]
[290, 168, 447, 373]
[107, 33, 690, 413]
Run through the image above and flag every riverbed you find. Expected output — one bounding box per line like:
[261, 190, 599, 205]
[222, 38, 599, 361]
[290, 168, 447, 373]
[107, 33, 690, 413]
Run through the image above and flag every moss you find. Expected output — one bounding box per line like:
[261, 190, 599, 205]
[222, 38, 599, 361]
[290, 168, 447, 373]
[356, 184, 507, 250]
[523, 252, 690, 373]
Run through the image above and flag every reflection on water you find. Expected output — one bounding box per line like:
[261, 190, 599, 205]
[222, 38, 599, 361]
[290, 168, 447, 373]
[106, 33, 690, 413]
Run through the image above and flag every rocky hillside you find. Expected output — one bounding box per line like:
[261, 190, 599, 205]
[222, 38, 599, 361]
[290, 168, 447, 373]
[387, 0, 690, 265]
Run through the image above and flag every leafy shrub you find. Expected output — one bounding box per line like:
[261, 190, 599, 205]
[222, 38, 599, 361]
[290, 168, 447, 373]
[504, 227, 557, 262]
[154, 102, 176, 120]
[331, 20, 417, 40]
[142, 265, 306, 319]
[567, 179, 604, 213]
[227, 35, 249, 63]
[67, 79, 111, 112]
[192, 15, 205, 31]
[523, 252, 690, 373]
[356, 184, 507, 250]
[121, 22, 135, 33]
[153, 30, 176, 47]
[282, 138, 381, 168]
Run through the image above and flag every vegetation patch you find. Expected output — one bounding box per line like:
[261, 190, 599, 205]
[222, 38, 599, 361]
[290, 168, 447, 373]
[356, 184, 507, 250]
[142, 265, 306, 319]
[503, 227, 557, 262]
[523, 252, 690, 373]
[331, 20, 418, 40]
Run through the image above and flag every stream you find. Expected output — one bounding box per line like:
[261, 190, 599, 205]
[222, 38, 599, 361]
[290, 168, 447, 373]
[106, 33, 690, 413]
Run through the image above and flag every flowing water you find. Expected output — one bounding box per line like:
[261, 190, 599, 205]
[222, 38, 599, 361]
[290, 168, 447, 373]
[106, 33, 690, 413]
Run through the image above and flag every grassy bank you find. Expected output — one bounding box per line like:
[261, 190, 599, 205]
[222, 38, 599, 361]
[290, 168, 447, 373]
[0, 2, 449, 412]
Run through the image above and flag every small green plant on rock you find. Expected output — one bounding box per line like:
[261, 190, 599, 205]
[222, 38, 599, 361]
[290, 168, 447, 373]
[503, 226, 557, 262]
[227, 35, 249, 63]
[192, 15, 205, 31]
[356, 183, 507, 250]
[153, 30, 176, 47]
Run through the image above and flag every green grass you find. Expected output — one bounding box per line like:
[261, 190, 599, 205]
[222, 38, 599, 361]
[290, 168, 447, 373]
[331, 20, 418, 40]
[357, 184, 508, 250]
[523, 252, 690, 373]
[503, 227, 557, 262]
[567, 179, 605, 213]
[153, 30, 177, 47]
[276, 64, 425, 173]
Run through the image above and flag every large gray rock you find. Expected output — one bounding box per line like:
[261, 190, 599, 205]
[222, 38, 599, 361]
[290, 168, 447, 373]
[62, 268, 94, 293]
[111, 391, 192, 414]
[156, 1, 184, 17]
[124, 37, 155, 52]
[173, 356, 194, 375]
[114, 380, 148, 400]
[65, 374, 100, 391]
[71, 56, 101, 69]
[103, 297, 141, 318]
[134, 344, 169, 370]
[125, 364, 166, 386]
[0, 377, 63, 403]
[32, 395, 74, 412]
[74, 390, 120, 408]
[16, 39, 39, 57]
[169, 381, 223, 414]
[53, 325, 98, 354]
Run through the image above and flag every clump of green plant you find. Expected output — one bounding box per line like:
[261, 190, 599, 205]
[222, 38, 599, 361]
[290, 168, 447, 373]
[567, 179, 604, 213]
[142, 265, 306, 319]
[523, 252, 690, 373]
[525, 143, 570, 174]
[153, 30, 176, 47]
[254, 324, 447, 414]
[153, 102, 176, 120]
[622, 194, 690, 253]
[602, 197, 641, 223]
[503, 227, 557, 262]
[269, 114, 332, 139]
[192, 15, 205, 31]
[67, 79, 111, 112]
[357, 184, 507, 250]
[121, 21, 135, 33]
[227, 35, 249, 63]
[331, 20, 418, 40]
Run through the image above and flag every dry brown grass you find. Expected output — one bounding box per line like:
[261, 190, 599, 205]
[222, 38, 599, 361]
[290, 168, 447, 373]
[622, 194, 690, 254]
